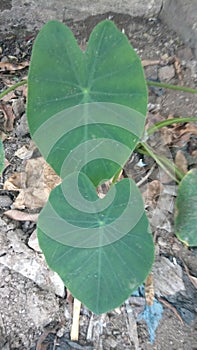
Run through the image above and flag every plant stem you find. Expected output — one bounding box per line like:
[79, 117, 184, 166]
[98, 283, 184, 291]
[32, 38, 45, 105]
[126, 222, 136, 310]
[111, 168, 122, 185]
[146, 80, 197, 94]
[0, 80, 27, 99]
[138, 142, 184, 183]
[147, 116, 197, 136]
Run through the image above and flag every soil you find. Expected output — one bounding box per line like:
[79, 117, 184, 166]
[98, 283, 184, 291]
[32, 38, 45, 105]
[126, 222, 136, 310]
[0, 12, 197, 350]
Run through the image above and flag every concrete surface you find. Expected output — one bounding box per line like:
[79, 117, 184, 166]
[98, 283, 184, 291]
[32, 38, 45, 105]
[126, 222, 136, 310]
[0, 0, 163, 32]
[160, 0, 197, 58]
[0, 0, 197, 58]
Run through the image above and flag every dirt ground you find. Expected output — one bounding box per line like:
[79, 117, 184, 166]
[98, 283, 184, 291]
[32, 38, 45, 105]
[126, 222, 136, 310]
[0, 13, 197, 350]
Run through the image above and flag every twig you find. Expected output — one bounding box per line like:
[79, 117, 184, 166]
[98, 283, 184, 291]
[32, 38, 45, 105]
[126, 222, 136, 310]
[136, 163, 156, 187]
[86, 314, 94, 341]
[36, 324, 59, 350]
[182, 260, 197, 289]
[142, 59, 160, 67]
[70, 298, 81, 341]
[0, 312, 5, 333]
[158, 297, 183, 324]
[125, 301, 140, 350]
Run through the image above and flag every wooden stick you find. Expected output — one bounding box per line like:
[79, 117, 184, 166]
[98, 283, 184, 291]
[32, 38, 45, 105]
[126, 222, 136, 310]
[70, 298, 81, 341]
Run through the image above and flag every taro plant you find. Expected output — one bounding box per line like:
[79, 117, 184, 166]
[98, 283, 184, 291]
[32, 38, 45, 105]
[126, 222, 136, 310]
[26, 20, 197, 313]
[1, 19, 196, 314]
[27, 20, 154, 314]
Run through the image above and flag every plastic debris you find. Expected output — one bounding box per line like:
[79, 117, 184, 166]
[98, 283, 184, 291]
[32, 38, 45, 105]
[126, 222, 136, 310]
[138, 299, 163, 343]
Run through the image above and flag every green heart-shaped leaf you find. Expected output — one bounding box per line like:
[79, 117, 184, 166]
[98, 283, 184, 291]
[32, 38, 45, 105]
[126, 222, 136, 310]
[38, 174, 154, 313]
[27, 20, 147, 183]
[175, 168, 197, 246]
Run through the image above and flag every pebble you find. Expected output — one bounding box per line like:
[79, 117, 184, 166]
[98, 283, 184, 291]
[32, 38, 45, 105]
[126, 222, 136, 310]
[0, 195, 12, 208]
[28, 229, 42, 252]
[12, 98, 25, 120]
[177, 47, 194, 61]
[158, 65, 175, 81]
[1, 56, 8, 62]
[15, 113, 29, 136]
[104, 336, 117, 349]
[188, 60, 197, 78]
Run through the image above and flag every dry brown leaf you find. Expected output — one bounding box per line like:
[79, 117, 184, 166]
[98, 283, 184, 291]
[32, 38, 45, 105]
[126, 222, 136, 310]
[180, 123, 197, 137]
[160, 126, 173, 145]
[175, 150, 188, 174]
[25, 157, 46, 187]
[4, 209, 38, 222]
[4, 172, 26, 190]
[191, 150, 197, 158]
[13, 187, 50, 209]
[14, 141, 37, 160]
[174, 56, 183, 82]
[0, 61, 29, 72]
[143, 180, 164, 208]
[154, 121, 197, 148]
[0, 131, 7, 141]
[0, 102, 15, 131]
[44, 162, 61, 190]
[4, 157, 61, 209]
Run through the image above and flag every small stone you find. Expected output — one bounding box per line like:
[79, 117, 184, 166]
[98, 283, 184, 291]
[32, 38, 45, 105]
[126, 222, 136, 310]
[177, 47, 194, 61]
[188, 60, 197, 78]
[0, 195, 12, 208]
[157, 237, 168, 248]
[104, 336, 117, 349]
[158, 65, 175, 81]
[12, 98, 25, 120]
[161, 53, 169, 60]
[0, 217, 7, 230]
[56, 326, 66, 338]
[1, 56, 8, 63]
[28, 229, 42, 252]
[64, 307, 71, 320]
[15, 113, 29, 136]
[4, 275, 11, 283]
